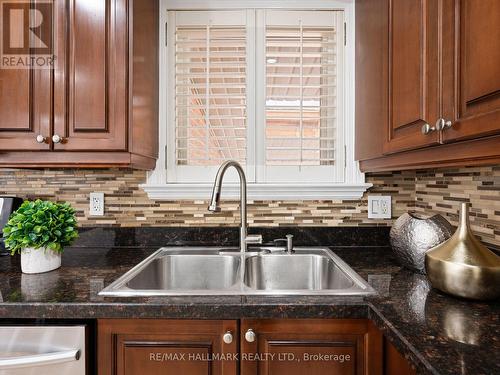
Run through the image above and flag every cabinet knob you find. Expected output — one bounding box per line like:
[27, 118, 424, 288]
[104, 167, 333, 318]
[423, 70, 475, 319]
[222, 331, 233, 344]
[421, 123, 436, 135]
[52, 134, 64, 144]
[35, 135, 47, 144]
[435, 118, 453, 131]
[245, 329, 256, 343]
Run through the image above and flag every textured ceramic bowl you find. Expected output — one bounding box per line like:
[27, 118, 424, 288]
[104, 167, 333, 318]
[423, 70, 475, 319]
[390, 212, 453, 274]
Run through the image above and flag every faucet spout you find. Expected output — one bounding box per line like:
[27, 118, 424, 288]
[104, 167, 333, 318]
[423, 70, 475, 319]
[207, 192, 222, 212]
[207, 160, 261, 252]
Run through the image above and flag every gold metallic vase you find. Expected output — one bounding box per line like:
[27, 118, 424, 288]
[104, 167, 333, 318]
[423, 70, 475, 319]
[425, 202, 500, 300]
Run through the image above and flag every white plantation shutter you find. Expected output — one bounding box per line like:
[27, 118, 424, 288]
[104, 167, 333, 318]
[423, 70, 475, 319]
[266, 27, 337, 165]
[166, 9, 345, 185]
[257, 10, 344, 183]
[168, 11, 253, 183]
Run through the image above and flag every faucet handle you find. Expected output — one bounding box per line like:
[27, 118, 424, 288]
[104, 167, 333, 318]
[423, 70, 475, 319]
[245, 234, 263, 244]
[273, 234, 294, 254]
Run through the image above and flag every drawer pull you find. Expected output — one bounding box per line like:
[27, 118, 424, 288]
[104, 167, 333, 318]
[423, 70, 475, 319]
[52, 134, 65, 144]
[245, 329, 256, 343]
[421, 123, 436, 135]
[223, 331, 233, 344]
[435, 118, 453, 131]
[35, 135, 47, 144]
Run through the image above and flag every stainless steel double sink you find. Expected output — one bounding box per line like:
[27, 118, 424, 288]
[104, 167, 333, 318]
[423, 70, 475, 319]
[99, 247, 376, 297]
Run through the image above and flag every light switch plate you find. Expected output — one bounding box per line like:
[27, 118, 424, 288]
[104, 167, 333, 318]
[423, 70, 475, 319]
[89, 192, 104, 216]
[368, 196, 392, 219]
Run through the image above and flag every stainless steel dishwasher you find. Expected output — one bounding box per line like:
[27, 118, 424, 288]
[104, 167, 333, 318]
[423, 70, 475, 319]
[0, 326, 86, 374]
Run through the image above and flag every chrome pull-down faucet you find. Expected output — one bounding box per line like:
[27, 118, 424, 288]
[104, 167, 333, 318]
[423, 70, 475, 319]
[208, 160, 262, 252]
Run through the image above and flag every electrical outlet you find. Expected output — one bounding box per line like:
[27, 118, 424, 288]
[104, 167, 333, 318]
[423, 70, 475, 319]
[368, 196, 392, 219]
[89, 192, 104, 216]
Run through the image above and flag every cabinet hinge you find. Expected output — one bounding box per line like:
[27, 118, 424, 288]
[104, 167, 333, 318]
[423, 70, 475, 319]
[344, 22, 347, 45]
[344, 145, 347, 168]
[165, 22, 168, 46]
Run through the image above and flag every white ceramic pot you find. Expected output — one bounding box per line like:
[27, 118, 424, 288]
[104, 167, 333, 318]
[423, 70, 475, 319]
[20, 247, 61, 274]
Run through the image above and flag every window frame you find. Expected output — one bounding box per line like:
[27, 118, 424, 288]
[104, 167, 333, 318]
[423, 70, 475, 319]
[143, 0, 372, 200]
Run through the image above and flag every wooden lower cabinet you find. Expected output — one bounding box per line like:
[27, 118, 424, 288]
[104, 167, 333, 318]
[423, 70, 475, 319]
[240, 319, 382, 375]
[98, 319, 238, 375]
[98, 318, 391, 375]
[383, 338, 416, 375]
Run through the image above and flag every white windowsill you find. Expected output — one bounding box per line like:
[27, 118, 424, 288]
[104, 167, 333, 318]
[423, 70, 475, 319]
[141, 183, 372, 200]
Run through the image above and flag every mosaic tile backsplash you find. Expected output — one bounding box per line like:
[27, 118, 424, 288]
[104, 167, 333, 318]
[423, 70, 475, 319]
[0, 165, 498, 248]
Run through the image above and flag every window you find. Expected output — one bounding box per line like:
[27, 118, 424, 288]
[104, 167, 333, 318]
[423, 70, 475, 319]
[259, 10, 344, 183]
[175, 25, 247, 166]
[144, 1, 370, 200]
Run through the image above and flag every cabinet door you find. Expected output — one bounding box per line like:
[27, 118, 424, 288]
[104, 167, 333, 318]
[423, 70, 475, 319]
[383, 338, 416, 375]
[383, 0, 440, 154]
[441, 0, 500, 142]
[241, 319, 375, 375]
[98, 319, 238, 375]
[53, 0, 127, 151]
[0, 67, 51, 151]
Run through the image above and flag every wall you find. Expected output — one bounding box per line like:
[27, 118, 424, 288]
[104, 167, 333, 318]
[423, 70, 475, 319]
[0, 165, 498, 248]
[414, 166, 499, 249]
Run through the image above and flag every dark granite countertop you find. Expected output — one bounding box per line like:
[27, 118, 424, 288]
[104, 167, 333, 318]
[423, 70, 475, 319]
[0, 245, 498, 375]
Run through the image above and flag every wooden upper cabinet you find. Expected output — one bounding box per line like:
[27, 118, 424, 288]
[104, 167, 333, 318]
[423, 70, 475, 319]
[356, 0, 500, 171]
[384, 0, 440, 154]
[441, 0, 500, 142]
[354, 0, 388, 161]
[98, 319, 238, 375]
[0, 0, 52, 151]
[0, 68, 51, 151]
[0, 0, 158, 169]
[53, 0, 127, 151]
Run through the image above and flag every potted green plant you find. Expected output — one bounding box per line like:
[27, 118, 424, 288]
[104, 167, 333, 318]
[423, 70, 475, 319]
[2, 200, 78, 274]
